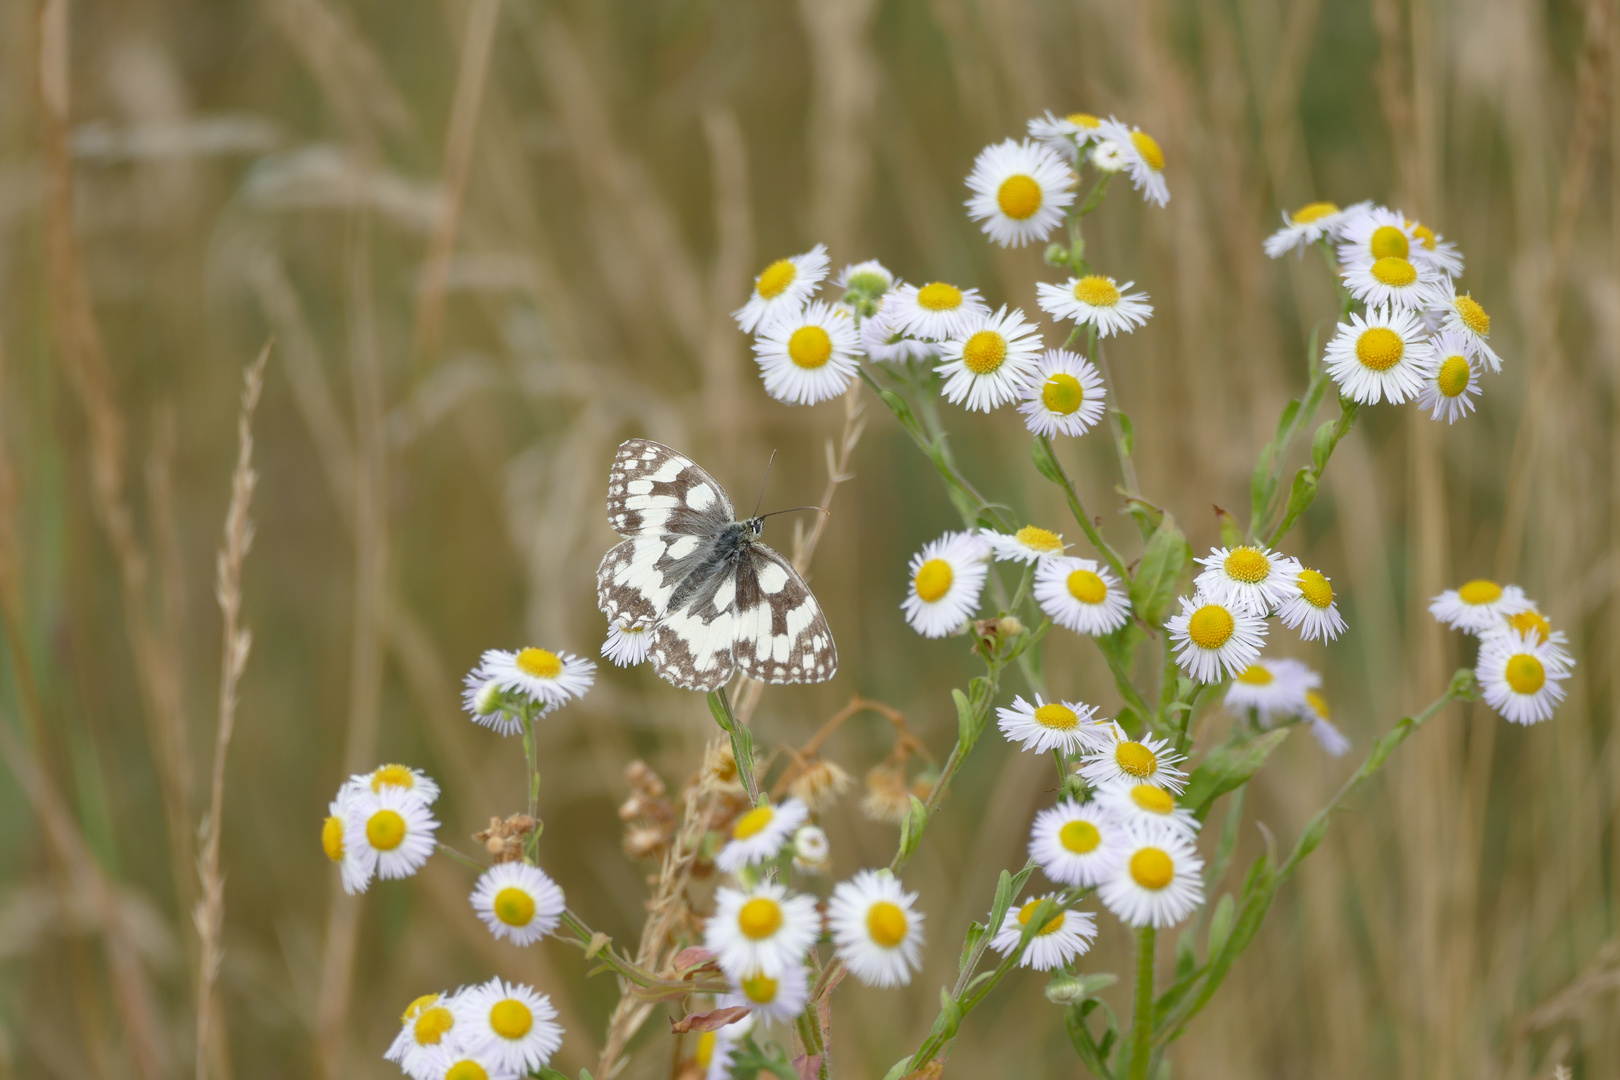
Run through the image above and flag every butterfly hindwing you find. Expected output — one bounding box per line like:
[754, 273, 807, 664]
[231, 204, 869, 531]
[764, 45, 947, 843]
[731, 545, 838, 685]
[606, 439, 734, 539]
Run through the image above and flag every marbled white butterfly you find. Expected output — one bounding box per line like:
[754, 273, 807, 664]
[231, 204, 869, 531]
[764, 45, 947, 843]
[596, 439, 838, 692]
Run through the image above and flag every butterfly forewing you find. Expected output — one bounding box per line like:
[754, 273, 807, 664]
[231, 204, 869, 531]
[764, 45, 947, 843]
[606, 439, 734, 538]
[731, 547, 838, 684]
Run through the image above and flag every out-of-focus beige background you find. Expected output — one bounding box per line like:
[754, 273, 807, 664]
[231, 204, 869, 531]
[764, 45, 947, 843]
[0, 0, 1616, 1077]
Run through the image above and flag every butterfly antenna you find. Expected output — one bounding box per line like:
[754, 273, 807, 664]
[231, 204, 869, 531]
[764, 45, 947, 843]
[751, 450, 778, 519]
[756, 505, 831, 521]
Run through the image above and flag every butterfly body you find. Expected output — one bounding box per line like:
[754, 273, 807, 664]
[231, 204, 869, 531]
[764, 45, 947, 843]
[596, 439, 837, 692]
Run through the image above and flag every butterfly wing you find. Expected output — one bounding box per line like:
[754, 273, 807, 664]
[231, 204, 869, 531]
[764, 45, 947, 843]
[606, 439, 734, 539]
[731, 544, 838, 685]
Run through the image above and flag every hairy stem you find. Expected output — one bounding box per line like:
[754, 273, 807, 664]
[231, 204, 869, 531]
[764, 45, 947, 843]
[1129, 926, 1156, 1080]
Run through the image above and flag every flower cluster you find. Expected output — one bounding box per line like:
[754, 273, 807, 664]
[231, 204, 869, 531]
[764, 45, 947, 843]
[1430, 581, 1575, 724]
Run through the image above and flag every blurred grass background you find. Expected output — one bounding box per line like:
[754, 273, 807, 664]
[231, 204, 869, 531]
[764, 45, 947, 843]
[1, 0, 1617, 1076]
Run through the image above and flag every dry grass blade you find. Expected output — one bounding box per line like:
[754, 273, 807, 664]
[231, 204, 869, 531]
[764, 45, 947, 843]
[194, 342, 270, 1080]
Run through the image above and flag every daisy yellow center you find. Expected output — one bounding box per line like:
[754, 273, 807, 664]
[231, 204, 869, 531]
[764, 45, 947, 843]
[402, 994, 441, 1023]
[788, 326, 833, 369]
[866, 900, 909, 947]
[1066, 112, 1101, 128]
[1115, 741, 1158, 778]
[1129, 848, 1174, 890]
[1067, 569, 1107, 604]
[756, 259, 797, 300]
[321, 815, 345, 861]
[445, 1062, 488, 1080]
[1458, 579, 1503, 605]
[962, 331, 1007, 374]
[997, 174, 1043, 220]
[732, 805, 776, 840]
[1187, 605, 1235, 649]
[1505, 654, 1545, 694]
[1130, 131, 1165, 171]
[1456, 294, 1490, 335]
[738, 897, 783, 940]
[695, 1031, 717, 1068]
[1371, 256, 1418, 287]
[1437, 356, 1471, 397]
[1507, 610, 1553, 639]
[914, 559, 954, 602]
[1306, 691, 1330, 719]
[1223, 547, 1271, 583]
[1411, 223, 1438, 250]
[917, 282, 963, 311]
[1059, 820, 1101, 854]
[516, 647, 563, 679]
[741, 972, 779, 1004]
[370, 764, 415, 793]
[1033, 703, 1079, 730]
[1042, 372, 1084, 414]
[1073, 275, 1121, 307]
[489, 999, 533, 1039]
[1291, 201, 1339, 223]
[1355, 327, 1405, 371]
[1017, 900, 1066, 935]
[1369, 225, 1409, 260]
[493, 886, 536, 927]
[1236, 664, 1273, 685]
[414, 1005, 454, 1044]
[1130, 784, 1175, 814]
[1015, 525, 1063, 553]
[366, 810, 406, 851]
[1297, 568, 1333, 608]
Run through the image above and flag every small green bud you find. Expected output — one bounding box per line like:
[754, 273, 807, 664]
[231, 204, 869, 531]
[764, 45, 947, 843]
[1043, 243, 1070, 267]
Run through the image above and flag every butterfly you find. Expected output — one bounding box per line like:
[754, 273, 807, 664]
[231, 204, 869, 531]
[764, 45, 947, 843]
[595, 439, 838, 692]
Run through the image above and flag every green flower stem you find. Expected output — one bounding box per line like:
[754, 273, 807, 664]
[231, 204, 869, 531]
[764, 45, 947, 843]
[557, 909, 726, 996]
[1090, 334, 1140, 498]
[708, 687, 761, 804]
[1263, 395, 1359, 549]
[1035, 435, 1130, 582]
[435, 842, 488, 871]
[521, 705, 542, 860]
[1128, 926, 1157, 1080]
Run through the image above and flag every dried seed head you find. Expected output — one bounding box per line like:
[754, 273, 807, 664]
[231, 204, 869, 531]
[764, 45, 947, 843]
[789, 758, 853, 812]
[862, 765, 913, 825]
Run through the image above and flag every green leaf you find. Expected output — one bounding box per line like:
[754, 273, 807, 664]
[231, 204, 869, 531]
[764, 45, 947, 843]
[1030, 436, 1064, 484]
[1065, 1004, 1117, 1079]
[953, 688, 976, 748]
[876, 387, 921, 437]
[1114, 409, 1135, 457]
[1174, 931, 1197, 979]
[898, 795, 928, 860]
[1214, 505, 1242, 549]
[990, 870, 1015, 932]
[957, 921, 986, 974]
[1128, 514, 1190, 628]
[1181, 728, 1290, 820]
[936, 987, 963, 1039]
[881, 1059, 912, 1080]
[1206, 894, 1235, 959]
[1309, 416, 1338, 473]
[1249, 439, 1276, 527]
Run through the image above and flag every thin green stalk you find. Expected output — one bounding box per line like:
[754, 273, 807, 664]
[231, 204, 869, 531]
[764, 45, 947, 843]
[708, 687, 761, 803]
[435, 843, 487, 871]
[1091, 333, 1139, 498]
[1034, 435, 1129, 581]
[521, 705, 542, 860]
[1129, 926, 1156, 1080]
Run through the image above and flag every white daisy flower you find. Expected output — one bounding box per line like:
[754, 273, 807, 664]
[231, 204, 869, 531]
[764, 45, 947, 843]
[720, 962, 809, 1025]
[1098, 823, 1206, 928]
[1335, 204, 1418, 268]
[435, 1050, 519, 1080]
[462, 669, 520, 735]
[1018, 349, 1107, 437]
[887, 280, 990, 341]
[860, 305, 938, 363]
[838, 259, 894, 298]
[1035, 274, 1153, 338]
[1034, 556, 1131, 636]
[964, 138, 1075, 248]
[1095, 118, 1169, 206]
[753, 300, 861, 406]
[602, 619, 653, 666]
[990, 894, 1098, 970]
[996, 694, 1114, 756]
[1088, 140, 1127, 173]
[828, 870, 926, 988]
[385, 992, 461, 1080]
[790, 823, 831, 875]
[480, 646, 596, 709]
[453, 978, 563, 1076]
[694, 1013, 755, 1080]
[323, 790, 372, 895]
[1028, 799, 1127, 887]
[1262, 201, 1360, 258]
[343, 786, 438, 884]
[1480, 607, 1575, 667]
[1224, 657, 1318, 724]
[346, 763, 441, 805]
[1425, 277, 1501, 371]
[1165, 594, 1268, 685]
[901, 531, 992, 638]
[982, 524, 1068, 564]
[470, 862, 566, 946]
[1322, 306, 1436, 405]
[1477, 628, 1574, 726]
[1194, 544, 1303, 617]
[733, 244, 829, 333]
[1417, 335, 1483, 424]
[1096, 782, 1200, 839]
[715, 798, 810, 874]
[1079, 730, 1189, 793]
[1407, 219, 1465, 276]
[1301, 690, 1351, 756]
[1342, 253, 1440, 310]
[1028, 110, 1105, 159]
[1428, 579, 1533, 634]
[1276, 566, 1348, 641]
[704, 882, 821, 980]
[935, 306, 1044, 411]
